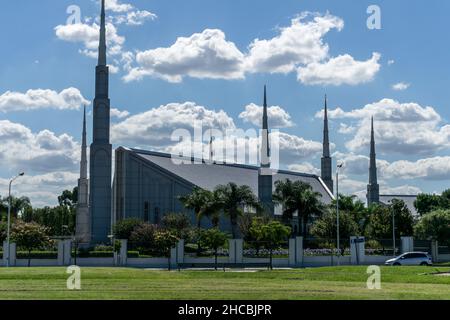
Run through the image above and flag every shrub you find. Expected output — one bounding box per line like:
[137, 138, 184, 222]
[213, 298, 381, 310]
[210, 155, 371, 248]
[113, 218, 144, 240]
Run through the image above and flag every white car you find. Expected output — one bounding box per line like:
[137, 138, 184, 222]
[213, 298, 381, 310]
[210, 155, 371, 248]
[385, 252, 432, 266]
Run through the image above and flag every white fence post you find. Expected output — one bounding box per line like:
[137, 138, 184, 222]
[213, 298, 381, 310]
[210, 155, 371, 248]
[289, 237, 303, 267]
[228, 239, 236, 263]
[58, 240, 72, 266]
[350, 236, 365, 265]
[235, 239, 243, 264]
[176, 239, 184, 264]
[3, 241, 16, 267]
[401, 237, 414, 253]
[120, 239, 128, 266]
[57, 240, 64, 266]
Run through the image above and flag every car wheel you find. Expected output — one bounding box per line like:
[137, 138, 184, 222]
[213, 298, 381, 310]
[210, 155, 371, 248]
[420, 262, 430, 266]
[393, 262, 401, 266]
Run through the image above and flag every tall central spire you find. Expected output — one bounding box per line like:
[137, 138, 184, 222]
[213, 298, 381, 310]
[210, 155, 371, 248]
[89, 0, 112, 243]
[81, 106, 87, 179]
[367, 117, 380, 205]
[98, 0, 107, 66]
[321, 95, 333, 193]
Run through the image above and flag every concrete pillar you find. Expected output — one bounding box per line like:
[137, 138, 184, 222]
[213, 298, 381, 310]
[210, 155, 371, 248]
[3, 241, 16, 267]
[176, 239, 184, 264]
[58, 240, 72, 266]
[170, 246, 177, 268]
[228, 239, 243, 264]
[228, 239, 236, 263]
[401, 237, 414, 254]
[289, 237, 303, 267]
[120, 239, 128, 266]
[431, 241, 439, 263]
[350, 236, 365, 265]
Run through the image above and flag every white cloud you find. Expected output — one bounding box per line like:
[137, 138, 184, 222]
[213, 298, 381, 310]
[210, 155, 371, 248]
[288, 162, 320, 175]
[124, 12, 380, 86]
[238, 103, 294, 128]
[388, 59, 395, 65]
[325, 99, 449, 155]
[297, 53, 381, 86]
[124, 29, 246, 83]
[114, 10, 157, 26]
[0, 88, 89, 113]
[55, 22, 125, 59]
[392, 82, 410, 91]
[275, 131, 323, 163]
[110, 108, 130, 119]
[0, 172, 79, 208]
[105, 0, 133, 13]
[0, 120, 80, 174]
[111, 102, 236, 147]
[382, 156, 450, 181]
[245, 12, 344, 74]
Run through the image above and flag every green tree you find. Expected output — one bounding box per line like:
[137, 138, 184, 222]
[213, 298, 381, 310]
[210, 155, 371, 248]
[310, 209, 360, 250]
[0, 221, 6, 243]
[113, 218, 144, 240]
[179, 188, 213, 230]
[414, 210, 450, 246]
[129, 223, 159, 255]
[331, 194, 367, 228]
[58, 187, 78, 208]
[438, 189, 450, 210]
[214, 183, 260, 238]
[250, 220, 291, 270]
[414, 193, 441, 216]
[11, 221, 51, 267]
[1, 196, 32, 219]
[365, 200, 414, 240]
[161, 213, 193, 240]
[273, 179, 324, 236]
[198, 228, 229, 270]
[153, 230, 179, 270]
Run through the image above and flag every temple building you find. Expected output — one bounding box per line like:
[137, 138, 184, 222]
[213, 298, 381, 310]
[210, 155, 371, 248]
[75, 0, 333, 243]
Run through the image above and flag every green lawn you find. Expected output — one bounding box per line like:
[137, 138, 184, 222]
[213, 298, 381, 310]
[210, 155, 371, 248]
[0, 266, 449, 300]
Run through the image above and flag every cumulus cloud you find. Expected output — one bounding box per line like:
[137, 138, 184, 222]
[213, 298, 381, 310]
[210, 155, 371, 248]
[110, 108, 130, 119]
[55, 22, 125, 59]
[382, 156, 450, 181]
[297, 53, 381, 86]
[123, 29, 246, 83]
[114, 10, 157, 26]
[124, 12, 380, 86]
[238, 103, 294, 128]
[324, 99, 449, 155]
[111, 102, 236, 147]
[0, 88, 89, 113]
[0, 120, 80, 174]
[392, 82, 410, 91]
[245, 12, 344, 74]
[0, 172, 79, 207]
[105, 0, 133, 13]
[288, 162, 320, 175]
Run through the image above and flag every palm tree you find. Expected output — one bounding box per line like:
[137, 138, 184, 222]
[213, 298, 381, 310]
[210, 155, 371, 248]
[214, 183, 260, 238]
[273, 179, 324, 237]
[179, 188, 211, 230]
[201, 190, 224, 228]
[2, 196, 32, 219]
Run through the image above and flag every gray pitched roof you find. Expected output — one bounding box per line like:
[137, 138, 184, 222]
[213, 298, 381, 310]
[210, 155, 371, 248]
[129, 148, 334, 205]
[380, 194, 419, 217]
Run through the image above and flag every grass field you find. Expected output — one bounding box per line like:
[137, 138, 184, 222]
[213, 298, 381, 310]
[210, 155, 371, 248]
[0, 266, 449, 300]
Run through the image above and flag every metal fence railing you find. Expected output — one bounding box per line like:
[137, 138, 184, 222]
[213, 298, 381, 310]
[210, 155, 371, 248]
[365, 239, 402, 256]
[303, 238, 350, 256]
[184, 241, 229, 259]
[413, 239, 432, 254]
[243, 241, 289, 259]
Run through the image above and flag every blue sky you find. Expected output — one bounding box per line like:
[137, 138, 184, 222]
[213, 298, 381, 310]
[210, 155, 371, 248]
[1, 0, 450, 206]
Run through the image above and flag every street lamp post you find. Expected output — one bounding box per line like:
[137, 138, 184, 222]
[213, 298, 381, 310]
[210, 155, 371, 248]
[392, 203, 396, 257]
[336, 163, 344, 266]
[6, 172, 25, 268]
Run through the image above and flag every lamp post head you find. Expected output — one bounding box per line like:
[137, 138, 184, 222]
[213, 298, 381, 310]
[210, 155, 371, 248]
[19, 172, 25, 177]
